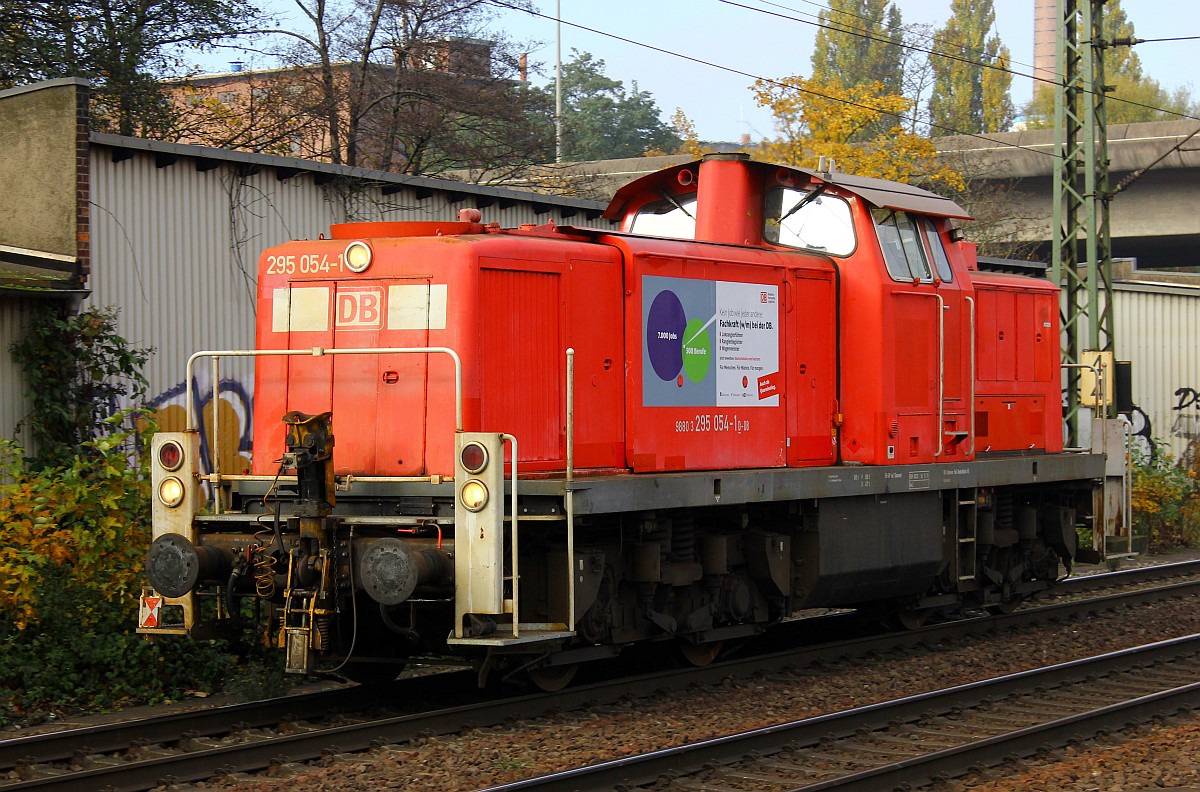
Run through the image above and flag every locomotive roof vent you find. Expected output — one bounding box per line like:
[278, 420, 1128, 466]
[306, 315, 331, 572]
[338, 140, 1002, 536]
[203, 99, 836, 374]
[701, 151, 750, 163]
[694, 152, 764, 247]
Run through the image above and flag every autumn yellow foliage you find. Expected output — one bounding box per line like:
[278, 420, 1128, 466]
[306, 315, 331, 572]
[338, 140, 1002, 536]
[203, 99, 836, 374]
[1130, 444, 1200, 552]
[751, 76, 964, 191]
[639, 109, 717, 159]
[0, 433, 150, 631]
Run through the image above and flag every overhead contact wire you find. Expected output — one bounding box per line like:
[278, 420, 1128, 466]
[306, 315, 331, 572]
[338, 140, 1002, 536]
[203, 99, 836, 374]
[487, 0, 1056, 157]
[721, 0, 1200, 123]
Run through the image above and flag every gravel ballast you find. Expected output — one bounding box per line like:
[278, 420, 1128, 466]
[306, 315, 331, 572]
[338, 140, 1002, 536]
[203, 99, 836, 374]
[193, 585, 1200, 791]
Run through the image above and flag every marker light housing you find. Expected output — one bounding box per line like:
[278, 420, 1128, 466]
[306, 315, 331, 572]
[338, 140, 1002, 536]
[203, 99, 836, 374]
[344, 240, 372, 273]
[157, 439, 184, 471]
[460, 441, 489, 474]
[158, 476, 185, 508]
[460, 479, 489, 512]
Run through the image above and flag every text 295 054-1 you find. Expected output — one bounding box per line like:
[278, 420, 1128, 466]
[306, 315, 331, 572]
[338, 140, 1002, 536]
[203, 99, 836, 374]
[675, 414, 751, 433]
[265, 253, 344, 276]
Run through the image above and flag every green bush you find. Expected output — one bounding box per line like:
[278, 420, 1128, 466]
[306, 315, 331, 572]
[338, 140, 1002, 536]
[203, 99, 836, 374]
[1131, 445, 1200, 553]
[0, 429, 150, 631]
[0, 308, 265, 727]
[0, 434, 240, 726]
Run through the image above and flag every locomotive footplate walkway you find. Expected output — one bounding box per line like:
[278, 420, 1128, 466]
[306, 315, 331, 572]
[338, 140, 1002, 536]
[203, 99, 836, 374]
[522, 453, 1109, 515]
[445, 627, 576, 648]
[228, 454, 1108, 515]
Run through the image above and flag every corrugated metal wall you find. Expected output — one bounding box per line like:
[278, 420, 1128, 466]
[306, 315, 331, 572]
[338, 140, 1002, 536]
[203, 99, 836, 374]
[0, 296, 42, 449]
[1114, 281, 1200, 462]
[86, 146, 611, 446]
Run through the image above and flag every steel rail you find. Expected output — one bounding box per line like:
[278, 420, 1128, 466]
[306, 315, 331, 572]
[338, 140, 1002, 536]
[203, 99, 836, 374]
[1058, 558, 1200, 591]
[0, 671, 469, 776]
[483, 634, 1200, 791]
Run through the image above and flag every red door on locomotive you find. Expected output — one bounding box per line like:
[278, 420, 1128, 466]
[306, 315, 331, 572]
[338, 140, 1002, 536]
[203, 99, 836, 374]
[868, 208, 974, 464]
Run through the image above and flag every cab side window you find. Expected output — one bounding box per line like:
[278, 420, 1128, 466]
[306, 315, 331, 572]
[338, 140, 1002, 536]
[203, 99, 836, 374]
[873, 208, 933, 282]
[919, 217, 954, 282]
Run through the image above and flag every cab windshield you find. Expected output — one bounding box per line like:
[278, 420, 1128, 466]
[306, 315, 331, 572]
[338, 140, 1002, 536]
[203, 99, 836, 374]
[763, 187, 855, 255]
[629, 193, 697, 240]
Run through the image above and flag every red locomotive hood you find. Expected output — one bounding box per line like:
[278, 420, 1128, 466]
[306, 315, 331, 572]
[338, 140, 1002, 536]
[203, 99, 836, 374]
[330, 220, 485, 238]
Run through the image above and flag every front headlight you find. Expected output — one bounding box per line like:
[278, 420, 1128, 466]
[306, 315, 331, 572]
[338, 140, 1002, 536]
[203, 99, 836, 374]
[460, 479, 489, 512]
[158, 476, 185, 508]
[344, 240, 372, 273]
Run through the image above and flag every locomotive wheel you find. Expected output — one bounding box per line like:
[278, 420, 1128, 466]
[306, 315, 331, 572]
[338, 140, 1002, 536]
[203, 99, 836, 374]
[340, 661, 405, 685]
[528, 663, 578, 692]
[676, 639, 724, 667]
[987, 596, 1024, 615]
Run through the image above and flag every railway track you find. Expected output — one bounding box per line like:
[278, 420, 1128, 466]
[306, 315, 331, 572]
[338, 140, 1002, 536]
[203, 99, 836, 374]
[1056, 557, 1200, 593]
[2, 560, 1198, 791]
[488, 633, 1200, 791]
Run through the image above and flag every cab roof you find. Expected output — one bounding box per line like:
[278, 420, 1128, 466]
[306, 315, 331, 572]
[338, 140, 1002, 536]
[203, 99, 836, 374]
[602, 158, 972, 221]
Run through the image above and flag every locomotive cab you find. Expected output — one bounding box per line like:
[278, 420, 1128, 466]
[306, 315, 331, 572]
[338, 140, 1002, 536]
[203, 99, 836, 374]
[606, 153, 1060, 466]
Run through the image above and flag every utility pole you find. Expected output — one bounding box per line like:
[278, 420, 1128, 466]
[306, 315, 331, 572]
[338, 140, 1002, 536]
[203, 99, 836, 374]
[555, 0, 563, 163]
[1051, 0, 1115, 447]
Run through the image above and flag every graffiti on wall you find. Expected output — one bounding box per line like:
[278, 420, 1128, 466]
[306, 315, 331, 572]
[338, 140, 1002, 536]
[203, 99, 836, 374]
[1122, 385, 1200, 463]
[148, 377, 253, 474]
[1172, 387, 1200, 443]
[1128, 405, 1155, 461]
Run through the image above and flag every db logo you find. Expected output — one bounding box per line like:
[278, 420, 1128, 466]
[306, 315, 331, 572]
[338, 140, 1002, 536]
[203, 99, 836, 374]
[760, 292, 769, 303]
[335, 287, 384, 329]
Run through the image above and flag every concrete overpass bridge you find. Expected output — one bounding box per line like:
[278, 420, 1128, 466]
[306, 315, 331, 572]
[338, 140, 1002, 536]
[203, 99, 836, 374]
[934, 120, 1200, 269]
[561, 121, 1200, 270]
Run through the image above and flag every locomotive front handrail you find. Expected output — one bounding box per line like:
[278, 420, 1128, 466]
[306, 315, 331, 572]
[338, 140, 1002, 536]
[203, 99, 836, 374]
[964, 295, 976, 456]
[500, 433, 520, 637]
[565, 348, 577, 633]
[936, 292, 946, 457]
[185, 346, 463, 432]
[191, 474, 452, 484]
[184, 346, 464, 495]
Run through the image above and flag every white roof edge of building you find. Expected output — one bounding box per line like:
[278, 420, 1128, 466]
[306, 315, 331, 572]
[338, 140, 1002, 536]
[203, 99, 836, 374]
[88, 132, 608, 211]
[1115, 279, 1200, 297]
[0, 77, 90, 100]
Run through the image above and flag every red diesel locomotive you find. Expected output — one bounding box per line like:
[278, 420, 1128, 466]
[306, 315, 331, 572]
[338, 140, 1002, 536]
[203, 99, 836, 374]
[140, 154, 1124, 687]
